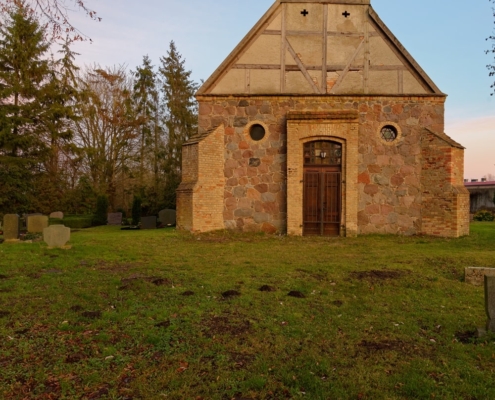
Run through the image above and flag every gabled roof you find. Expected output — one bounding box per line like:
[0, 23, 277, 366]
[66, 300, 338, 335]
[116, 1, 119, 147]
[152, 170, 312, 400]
[197, 0, 444, 96]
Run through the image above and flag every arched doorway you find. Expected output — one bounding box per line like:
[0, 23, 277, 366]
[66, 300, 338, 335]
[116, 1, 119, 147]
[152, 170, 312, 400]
[303, 141, 342, 236]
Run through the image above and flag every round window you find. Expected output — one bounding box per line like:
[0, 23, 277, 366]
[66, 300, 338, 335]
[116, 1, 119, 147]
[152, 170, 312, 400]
[380, 125, 398, 142]
[249, 124, 266, 141]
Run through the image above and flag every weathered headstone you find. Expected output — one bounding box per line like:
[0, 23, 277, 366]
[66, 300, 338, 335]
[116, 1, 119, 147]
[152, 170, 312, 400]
[3, 214, 20, 240]
[141, 216, 157, 230]
[107, 213, 122, 226]
[43, 225, 70, 248]
[485, 276, 495, 333]
[465, 267, 495, 286]
[27, 215, 49, 233]
[49, 211, 64, 219]
[159, 209, 176, 226]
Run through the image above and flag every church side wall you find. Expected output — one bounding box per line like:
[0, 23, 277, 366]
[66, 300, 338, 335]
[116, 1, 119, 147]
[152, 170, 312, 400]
[197, 95, 446, 235]
[420, 133, 469, 237]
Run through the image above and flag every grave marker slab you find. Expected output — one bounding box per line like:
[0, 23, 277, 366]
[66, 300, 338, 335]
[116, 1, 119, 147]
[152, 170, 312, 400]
[27, 215, 48, 233]
[3, 214, 20, 240]
[485, 276, 495, 333]
[159, 209, 176, 226]
[50, 211, 64, 219]
[107, 213, 122, 226]
[43, 225, 70, 248]
[465, 267, 495, 286]
[141, 216, 157, 230]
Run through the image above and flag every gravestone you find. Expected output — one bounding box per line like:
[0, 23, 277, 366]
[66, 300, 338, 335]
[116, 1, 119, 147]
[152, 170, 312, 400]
[485, 276, 495, 333]
[159, 209, 176, 226]
[465, 267, 495, 286]
[107, 213, 122, 226]
[43, 225, 70, 248]
[27, 215, 49, 233]
[141, 216, 157, 230]
[3, 214, 20, 240]
[50, 211, 64, 219]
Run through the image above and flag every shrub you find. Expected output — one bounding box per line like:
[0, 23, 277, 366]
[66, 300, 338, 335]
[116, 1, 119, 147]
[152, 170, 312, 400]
[93, 195, 109, 226]
[63, 216, 94, 229]
[48, 218, 64, 225]
[473, 210, 495, 222]
[132, 196, 142, 226]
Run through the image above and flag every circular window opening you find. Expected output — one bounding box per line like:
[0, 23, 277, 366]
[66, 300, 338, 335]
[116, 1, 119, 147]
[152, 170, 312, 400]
[249, 124, 266, 141]
[381, 125, 398, 142]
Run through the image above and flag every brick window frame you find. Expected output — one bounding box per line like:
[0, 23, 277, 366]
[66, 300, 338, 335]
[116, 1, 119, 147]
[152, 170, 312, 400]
[378, 121, 402, 146]
[244, 120, 270, 143]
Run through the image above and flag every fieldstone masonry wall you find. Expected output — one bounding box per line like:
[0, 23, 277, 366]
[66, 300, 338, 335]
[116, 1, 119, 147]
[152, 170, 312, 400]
[179, 94, 468, 237]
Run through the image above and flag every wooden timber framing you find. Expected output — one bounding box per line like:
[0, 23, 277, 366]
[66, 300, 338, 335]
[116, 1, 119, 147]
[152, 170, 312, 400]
[286, 38, 322, 94]
[280, 3, 287, 92]
[197, 0, 444, 96]
[364, 21, 370, 93]
[321, 4, 328, 93]
[264, 30, 380, 37]
[330, 39, 365, 94]
[232, 64, 409, 71]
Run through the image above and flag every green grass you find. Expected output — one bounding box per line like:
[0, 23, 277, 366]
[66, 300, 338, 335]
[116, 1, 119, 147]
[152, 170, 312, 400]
[1, 224, 495, 399]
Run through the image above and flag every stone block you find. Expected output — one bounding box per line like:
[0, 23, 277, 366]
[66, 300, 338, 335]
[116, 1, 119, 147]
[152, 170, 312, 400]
[27, 215, 48, 233]
[50, 211, 64, 219]
[43, 225, 70, 248]
[107, 213, 123, 226]
[141, 216, 157, 230]
[159, 209, 176, 226]
[465, 267, 495, 286]
[485, 276, 495, 332]
[3, 214, 20, 240]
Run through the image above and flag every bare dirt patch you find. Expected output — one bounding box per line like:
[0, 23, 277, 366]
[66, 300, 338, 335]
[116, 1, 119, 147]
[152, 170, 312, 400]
[181, 290, 195, 296]
[81, 311, 102, 319]
[288, 291, 306, 298]
[222, 290, 241, 298]
[202, 313, 251, 337]
[259, 285, 276, 292]
[455, 330, 478, 344]
[155, 320, 171, 328]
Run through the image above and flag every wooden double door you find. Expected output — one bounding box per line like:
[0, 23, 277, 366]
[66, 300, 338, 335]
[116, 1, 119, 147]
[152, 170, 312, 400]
[302, 141, 342, 236]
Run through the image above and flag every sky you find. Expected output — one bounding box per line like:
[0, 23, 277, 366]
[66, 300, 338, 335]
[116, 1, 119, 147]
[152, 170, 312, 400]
[67, 0, 495, 180]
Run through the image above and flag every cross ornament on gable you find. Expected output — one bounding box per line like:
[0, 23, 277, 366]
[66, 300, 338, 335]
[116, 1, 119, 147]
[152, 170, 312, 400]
[301, 9, 309, 17]
[342, 11, 351, 18]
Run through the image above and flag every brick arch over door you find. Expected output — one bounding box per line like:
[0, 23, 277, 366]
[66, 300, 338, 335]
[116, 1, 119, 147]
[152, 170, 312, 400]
[286, 111, 359, 237]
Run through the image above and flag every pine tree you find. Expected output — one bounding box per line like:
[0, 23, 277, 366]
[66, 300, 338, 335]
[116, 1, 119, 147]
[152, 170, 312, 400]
[0, 5, 79, 213]
[158, 41, 198, 209]
[0, 5, 52, 212]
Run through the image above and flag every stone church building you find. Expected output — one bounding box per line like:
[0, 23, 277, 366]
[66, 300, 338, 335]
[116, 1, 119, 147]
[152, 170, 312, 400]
[177, 0, 469, 237]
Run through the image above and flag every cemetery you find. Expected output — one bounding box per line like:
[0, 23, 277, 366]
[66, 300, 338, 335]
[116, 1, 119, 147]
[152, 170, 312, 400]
[0, 0, 494, 398]
[1, 221, 495, 398]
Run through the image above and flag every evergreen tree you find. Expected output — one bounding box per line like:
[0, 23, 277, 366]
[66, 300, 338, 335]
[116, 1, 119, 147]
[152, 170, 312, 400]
[133, 55, 158, 181]
[158, 41, 198, 209]
[0, 5, 78, 213]
[0, 5, 52, 212]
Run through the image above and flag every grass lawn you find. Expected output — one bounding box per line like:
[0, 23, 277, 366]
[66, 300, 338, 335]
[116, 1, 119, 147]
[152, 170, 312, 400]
[1, 224, 495, 399]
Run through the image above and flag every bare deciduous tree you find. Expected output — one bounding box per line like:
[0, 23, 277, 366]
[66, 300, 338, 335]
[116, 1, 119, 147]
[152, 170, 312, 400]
[74, 66, 143, 210]
[0, 0, 99, 41]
